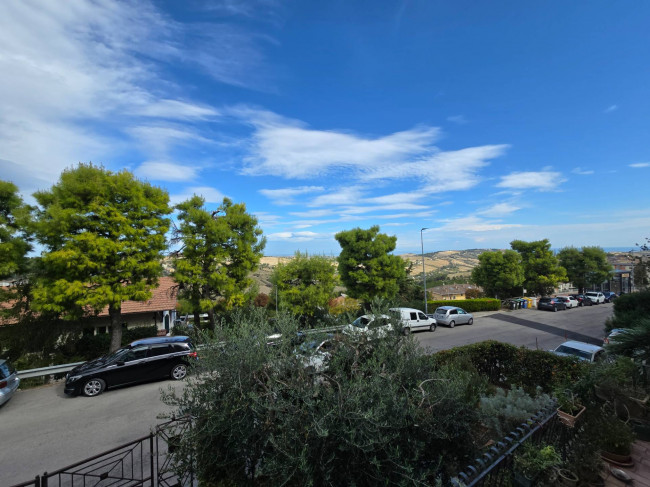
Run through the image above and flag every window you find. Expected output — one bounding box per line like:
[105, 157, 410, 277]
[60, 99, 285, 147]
[148, 345, 171, 357]
[450, 310, 457, 315]
[417, 312, 427, 320]
[410, 312, 417, 320]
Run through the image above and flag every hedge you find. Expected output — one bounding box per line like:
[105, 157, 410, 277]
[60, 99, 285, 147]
[427, 298, 501, 313]
[434, 340, 589, 393]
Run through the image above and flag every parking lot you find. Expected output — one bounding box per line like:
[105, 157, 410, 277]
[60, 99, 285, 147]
[1, 303, 614, 485]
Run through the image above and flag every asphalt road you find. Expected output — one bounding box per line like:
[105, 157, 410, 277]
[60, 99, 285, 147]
[0, 303, 614, 486]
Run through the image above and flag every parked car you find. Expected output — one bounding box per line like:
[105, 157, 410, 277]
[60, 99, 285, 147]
[0, 359, 20, 407]
[64, 336, 197, 397]
[550, 340, 605, 362]
[585, 291, 605, 304]
[603, 291, 617, 303]
[343, 314, 393, 339]
[570, 294, 593, 307]
[603, 328, 629, 345]
[537, 297, 567, 312]
[295, 337, 336, 374]
[556, 296, 578, 309]
[432, 306, 473, 328]
[389, 307, 436, 333]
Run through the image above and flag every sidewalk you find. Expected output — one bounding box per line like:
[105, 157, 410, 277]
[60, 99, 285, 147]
[603, 440, 650, 486]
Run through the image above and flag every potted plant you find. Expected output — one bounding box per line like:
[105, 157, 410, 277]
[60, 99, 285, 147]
[599, 418, 635, 466]
[555, 389, 586, 427]
[513, 442, 562, 487]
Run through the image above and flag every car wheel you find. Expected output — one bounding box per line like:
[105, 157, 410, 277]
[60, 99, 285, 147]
[449, 320, 455, 328]
[429, 323, 436, 332]
[82, 378, 106, 397]
[468, 318, 474, 325]
[170, 363, 188, 380]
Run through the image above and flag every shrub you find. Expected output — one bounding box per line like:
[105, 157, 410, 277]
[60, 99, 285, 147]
[123, 325, 159, 343]
[479, 385, 553, 436]
[427, 299, 500, 313]
[162, 311, 487, 485]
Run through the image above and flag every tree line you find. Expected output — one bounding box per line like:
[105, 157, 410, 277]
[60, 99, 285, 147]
[471, 240, 613, 298]
[1, 165, 411, 354]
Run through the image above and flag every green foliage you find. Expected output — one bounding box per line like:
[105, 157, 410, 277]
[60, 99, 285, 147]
[428, 299, 500, 313]
[335, 225, 408, 302]
[172, 196, 265, 329]
[0, 180, 33, 322]
[271, 252, 337, 317]
[435, 341, 588, 393]
[479, 386, 553, 436]
[557, 246, 612, 293]
[163, 310, 487, 485]
[598, 418, 635, 455]
[465, 287, 484, 299]
[513, 443, 561, 480]
[510, 239, 567, 296]
[31, 164, 171, 352]
[471, 249, 524, 298]
[605, 317, 650, 363]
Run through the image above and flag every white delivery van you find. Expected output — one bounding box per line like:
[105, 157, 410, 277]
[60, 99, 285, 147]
[389, 307, 437, 334]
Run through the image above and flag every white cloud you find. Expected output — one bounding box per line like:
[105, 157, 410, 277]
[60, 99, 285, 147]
[259, 186, 324, 205]
[629, 162, 650, 168]
[496, 171, 565, 191]
[135, 161, 200, 182]
[436, 216, 523, 233]
[134, 99, 220, 120]
[604, 104, 618, 113]
[267, 231, 331, 242]
[289, 209, 335, 218]
[170, 186, 226, 205]
[477, 203, 521, 216]
[572, 167, 594, 175]
[447, 115, 468, 124]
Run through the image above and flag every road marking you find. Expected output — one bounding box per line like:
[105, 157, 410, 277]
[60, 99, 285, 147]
[490, 313, 603, 346]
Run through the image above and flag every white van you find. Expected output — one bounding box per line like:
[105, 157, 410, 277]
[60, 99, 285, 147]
[389, 307, 437, 334]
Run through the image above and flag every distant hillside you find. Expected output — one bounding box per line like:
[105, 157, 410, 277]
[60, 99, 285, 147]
[402, 249, 499, 279]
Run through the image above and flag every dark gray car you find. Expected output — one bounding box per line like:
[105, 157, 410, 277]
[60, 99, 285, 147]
[0, 359, 20, 407]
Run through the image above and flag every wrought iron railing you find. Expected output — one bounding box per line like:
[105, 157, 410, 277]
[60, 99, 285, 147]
[9, 418, 194, 487]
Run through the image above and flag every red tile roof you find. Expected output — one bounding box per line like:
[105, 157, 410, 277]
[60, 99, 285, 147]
[98, 276, 179, 316]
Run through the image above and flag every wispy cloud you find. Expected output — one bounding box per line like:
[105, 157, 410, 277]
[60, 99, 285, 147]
[237, 109, 508, 190]
[496, 171, 565, 191]
[477, 203, 521, 216]
[604, 104, 618, 113]
[259, 186, 324, 205]
[135, 161, 200, 182]
[629, 162, 650, 168]
[436, 216, 523, 233]
[267, 231, 331, 242]
[572, 167, 594, 175]
[447, 115, 468, 124]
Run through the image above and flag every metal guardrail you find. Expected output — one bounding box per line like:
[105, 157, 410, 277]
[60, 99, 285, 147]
[15, 326, 347, 379]
[17, 362, 84, 379]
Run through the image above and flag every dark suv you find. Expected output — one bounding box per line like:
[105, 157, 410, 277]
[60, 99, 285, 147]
[65, 336, 196, 397]
[570, 294, 592, 307]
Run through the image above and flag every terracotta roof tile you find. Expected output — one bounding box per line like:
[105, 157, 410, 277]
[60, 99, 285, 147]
[98, 277, 179, 316]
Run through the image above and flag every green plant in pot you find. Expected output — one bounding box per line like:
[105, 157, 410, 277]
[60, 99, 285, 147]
[555, 388, 586, 427]
[599, 416, 635, 465]
[513, 442, 562, 486]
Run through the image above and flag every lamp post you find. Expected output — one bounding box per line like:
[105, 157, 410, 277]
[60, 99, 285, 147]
[420, 227, 430, 314]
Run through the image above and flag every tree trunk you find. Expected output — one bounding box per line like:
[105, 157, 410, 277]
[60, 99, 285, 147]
[207, 309, 215, 332]
[193, 310, 201, 330]
[109, 304, 123, 352]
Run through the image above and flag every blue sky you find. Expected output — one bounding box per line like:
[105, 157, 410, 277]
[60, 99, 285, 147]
[1, 1, 649, 256]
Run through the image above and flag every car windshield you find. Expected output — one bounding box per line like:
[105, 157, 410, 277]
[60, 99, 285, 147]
[555, 345, 592, 361]
[351, 316, 370, 328]
[0, 362, 14, 379]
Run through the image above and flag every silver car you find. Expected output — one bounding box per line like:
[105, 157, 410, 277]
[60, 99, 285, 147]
[433, 306, 474, 328]
[0, 359, 20, 407]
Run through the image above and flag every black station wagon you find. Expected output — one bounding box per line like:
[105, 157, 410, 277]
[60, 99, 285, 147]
[65, 336, 197, 397]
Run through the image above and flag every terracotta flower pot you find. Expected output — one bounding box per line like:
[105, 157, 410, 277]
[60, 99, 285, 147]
[557, 468, 579, 486]
[600, 450, 633, 468]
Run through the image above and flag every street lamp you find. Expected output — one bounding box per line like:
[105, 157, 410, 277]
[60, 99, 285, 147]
[421, 227, 430, 314]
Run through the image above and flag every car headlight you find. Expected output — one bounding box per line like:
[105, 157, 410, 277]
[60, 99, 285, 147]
[66, 375, 82, 383]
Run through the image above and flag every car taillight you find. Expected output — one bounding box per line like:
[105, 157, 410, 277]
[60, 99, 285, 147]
[188, 352, 198, 359]
[603, 338, 609, 344]
[0, 380, 7, 388]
